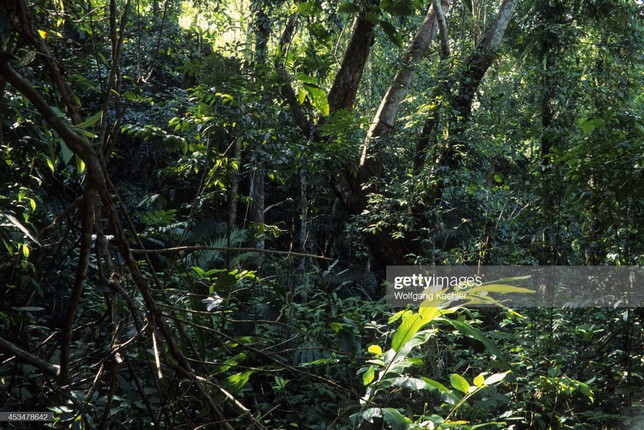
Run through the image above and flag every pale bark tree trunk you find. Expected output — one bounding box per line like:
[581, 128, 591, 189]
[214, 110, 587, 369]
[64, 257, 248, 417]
[360, 0, 451, 179]
[415, 0, 519, 171]
[432, 0, 451, 59]
[451, 0, 519, 122]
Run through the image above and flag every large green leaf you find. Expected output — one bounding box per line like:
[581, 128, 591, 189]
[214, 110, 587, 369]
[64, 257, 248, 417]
[379, 20, 403, 48]
[303, 84, 329, 116]
[382, 407, 408, 430]
[449, 373, 470, 394]
[391, 313, 424, 352]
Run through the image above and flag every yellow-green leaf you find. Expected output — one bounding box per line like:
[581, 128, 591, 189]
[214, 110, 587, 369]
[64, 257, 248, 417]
[76, 156, 85, 173]
[418, 305, 439, 323]
[362, 365, 375, 385]
[473, 374, 485, 387]
[467, 284, 535, 295]
[367, 345, 382, 355]
[75, 110, 103, 129]
[450, 373, 470, 394]
[391, 313, 424, 352]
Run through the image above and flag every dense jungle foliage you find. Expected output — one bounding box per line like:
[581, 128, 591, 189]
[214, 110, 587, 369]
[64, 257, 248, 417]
[0, 0, 642, 428]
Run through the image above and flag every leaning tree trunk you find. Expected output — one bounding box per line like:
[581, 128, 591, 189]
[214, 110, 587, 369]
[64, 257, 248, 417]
[327, 0, 379, 113]
[360, 0, 518, 267]
[360, 0, 451, 180]
[415, 0, 519, 172]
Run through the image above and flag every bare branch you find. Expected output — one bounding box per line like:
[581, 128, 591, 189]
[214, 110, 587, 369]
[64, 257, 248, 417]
[0, 57, 107, 186]
[59, 185, 97, 383]
[432, 0, 451, 58]
[0, 336, 60, 378]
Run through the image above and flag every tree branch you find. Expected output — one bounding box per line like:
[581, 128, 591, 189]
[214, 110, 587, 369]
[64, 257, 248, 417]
[327, 2, 378, 113]
[432, 0, 451, 59]
[59, 185, 97, 383]
[360, 0, 450, 176]
[0, 336, 60, 378]
[0, 57, 107, 186]
[12, 0, 83, 124]
[452, 0, 519, 121]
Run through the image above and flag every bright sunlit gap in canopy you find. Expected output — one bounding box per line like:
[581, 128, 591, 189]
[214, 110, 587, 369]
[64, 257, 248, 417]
[178, 0, 252, 53]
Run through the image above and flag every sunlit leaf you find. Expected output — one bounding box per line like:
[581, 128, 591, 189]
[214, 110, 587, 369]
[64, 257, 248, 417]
[473, 374, 485, 387]
[467, 284, 535, 295]
[450, 373, 470, 394]
[368, 345, 382, 355]
[1, 213, 41, 245]
[484, 371, 511, 385]
[362, 365, 375, 385]
[391, 313, 424, 352]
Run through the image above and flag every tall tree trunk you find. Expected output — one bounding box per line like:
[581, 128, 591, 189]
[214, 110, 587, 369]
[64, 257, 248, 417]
[327, 0, 378, 113]
[228, 139, 242, 230]
[325, 2, 379, 213]
[450, 0, 518, 123]
[360, 0, 450, 179]
[249, 166, 265, 249]
[415, 0, 519, 171]
[537, 1, 564, 266]
[248, 1, 271, 250]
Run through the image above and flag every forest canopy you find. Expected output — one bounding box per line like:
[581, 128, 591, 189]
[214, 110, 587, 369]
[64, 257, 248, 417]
[0, 0, 642, 428]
